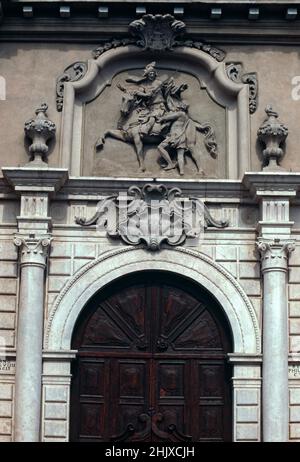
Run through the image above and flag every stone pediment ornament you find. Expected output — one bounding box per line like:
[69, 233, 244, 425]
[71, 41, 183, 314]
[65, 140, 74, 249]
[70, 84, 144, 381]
[56, 14, 226, 111]
[257, 105, 288, 170]
[75, 184, 229, 251]
[226, 62, 258, 114]
[128, 14, 186, 51]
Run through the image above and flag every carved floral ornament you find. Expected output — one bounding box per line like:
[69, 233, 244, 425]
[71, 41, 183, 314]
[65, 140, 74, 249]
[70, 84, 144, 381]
[75, 184, 228, 251]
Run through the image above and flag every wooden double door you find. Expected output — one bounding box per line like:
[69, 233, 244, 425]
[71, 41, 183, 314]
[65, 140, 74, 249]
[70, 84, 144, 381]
[70, 272, 232, 442]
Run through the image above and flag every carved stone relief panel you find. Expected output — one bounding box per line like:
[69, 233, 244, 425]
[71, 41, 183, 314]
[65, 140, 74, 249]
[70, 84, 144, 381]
[83, 68, 226, 179]
[57, 15, 251, 179]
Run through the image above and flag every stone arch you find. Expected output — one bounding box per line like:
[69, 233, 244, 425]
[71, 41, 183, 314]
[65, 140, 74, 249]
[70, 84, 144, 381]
[60, 44, 250, 178]
[45, 247, 260, 353]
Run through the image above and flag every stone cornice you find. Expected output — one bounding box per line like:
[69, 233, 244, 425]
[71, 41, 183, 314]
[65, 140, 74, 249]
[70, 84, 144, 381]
[243, 172, 300, 199]
[2, 167, 68, 195]
[3, 2, 300, 44]
[60, 176, 248, 200]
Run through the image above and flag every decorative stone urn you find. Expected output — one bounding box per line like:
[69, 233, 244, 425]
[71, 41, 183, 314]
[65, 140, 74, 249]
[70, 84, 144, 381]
[24, 103, 56, 167]
[257, 105, 288, 171]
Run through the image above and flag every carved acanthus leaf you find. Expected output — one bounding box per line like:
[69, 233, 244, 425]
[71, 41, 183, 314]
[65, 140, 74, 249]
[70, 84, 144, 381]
[56, 61, 88, 112]
[226, 63, 258, 114]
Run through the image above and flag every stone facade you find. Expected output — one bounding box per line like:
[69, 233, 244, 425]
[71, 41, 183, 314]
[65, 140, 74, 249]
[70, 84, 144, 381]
[1, 0, 300, 442]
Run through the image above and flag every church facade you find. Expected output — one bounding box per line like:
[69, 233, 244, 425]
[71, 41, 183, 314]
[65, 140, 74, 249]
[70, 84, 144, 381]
[0, 0, 300, 442]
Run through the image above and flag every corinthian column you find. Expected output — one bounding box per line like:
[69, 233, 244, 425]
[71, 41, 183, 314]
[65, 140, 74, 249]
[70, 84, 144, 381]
[258, 239, 295, 442]
[13, 235, 51, 442]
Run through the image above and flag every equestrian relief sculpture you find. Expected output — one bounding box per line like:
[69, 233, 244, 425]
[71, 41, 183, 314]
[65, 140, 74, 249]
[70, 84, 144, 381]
[95, 62, 218, 175]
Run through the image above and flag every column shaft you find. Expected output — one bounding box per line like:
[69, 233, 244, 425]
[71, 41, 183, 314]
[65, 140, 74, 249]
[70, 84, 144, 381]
[262, 268, 288, 441]
[14, 237, 50, 442]
[258, 240, 294, 442]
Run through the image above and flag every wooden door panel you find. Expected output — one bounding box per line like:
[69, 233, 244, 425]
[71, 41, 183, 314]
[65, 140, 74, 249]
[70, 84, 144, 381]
[174, 310, 222, 350]
[76, 359, 109, 441]
[199, 363, 225, 398]
[198, 406, 224, 441]
[154, 360, 191, 441]
[70, 273, 232, 442]
[157, 362, 185, 398]
[79, 403, 104, 440]
[82, 310, 131, 349]
[110, 359, 150, 441]
[79, 361, 105, 396]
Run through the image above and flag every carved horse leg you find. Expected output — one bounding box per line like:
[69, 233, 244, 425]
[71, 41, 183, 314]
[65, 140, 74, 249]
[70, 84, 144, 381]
[95, 129, 128, 151]
[131, 127, 146, 172]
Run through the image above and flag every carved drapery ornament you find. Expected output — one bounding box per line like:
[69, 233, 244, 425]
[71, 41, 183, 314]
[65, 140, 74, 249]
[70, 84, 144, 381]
[257, 106, 288, 170]
[24, 103, 56, 166]
[75, 184, 228, 251]
[226, 63, 258, 114]
[257, 238, 295, 272]
[14, 235, 52, 267]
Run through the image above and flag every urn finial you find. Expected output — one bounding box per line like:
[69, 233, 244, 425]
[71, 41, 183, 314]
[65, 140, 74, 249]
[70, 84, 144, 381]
[257, 105, 288, 170]
[24, 103, 56, 167]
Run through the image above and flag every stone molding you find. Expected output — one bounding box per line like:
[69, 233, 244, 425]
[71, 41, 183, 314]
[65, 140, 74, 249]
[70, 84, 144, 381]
[227, 353, 262, 364]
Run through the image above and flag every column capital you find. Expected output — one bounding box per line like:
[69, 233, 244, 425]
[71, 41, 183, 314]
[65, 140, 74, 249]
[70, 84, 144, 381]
[257, 238, 295, 272]
[14, 234, 52, 268]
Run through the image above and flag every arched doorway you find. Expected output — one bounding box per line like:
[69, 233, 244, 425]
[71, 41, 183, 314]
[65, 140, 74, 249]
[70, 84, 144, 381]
[70, 271, 233, 442]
